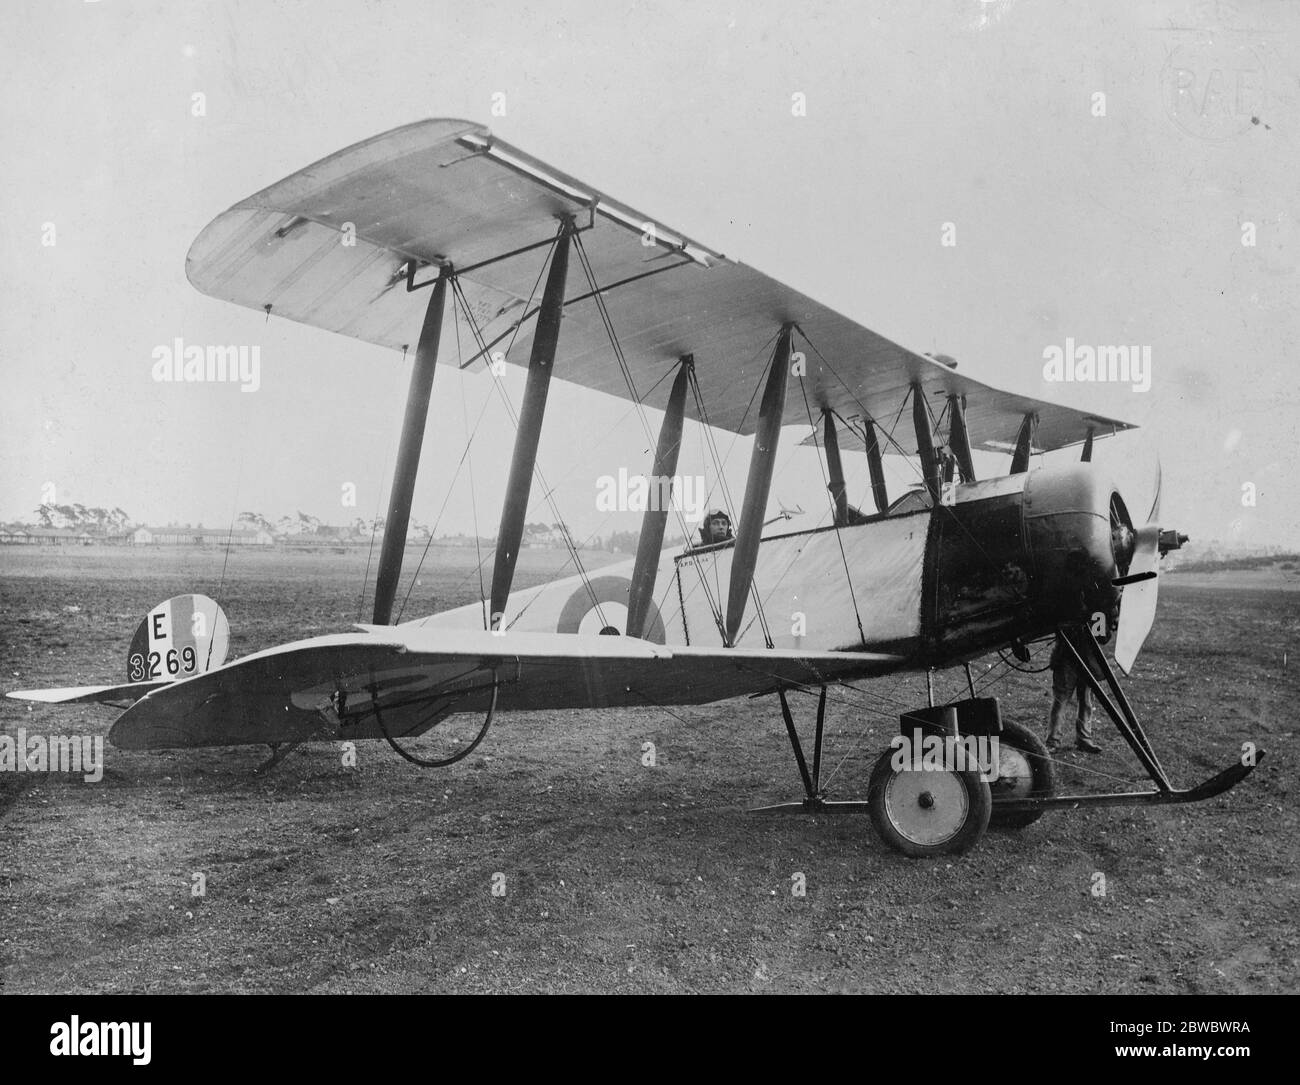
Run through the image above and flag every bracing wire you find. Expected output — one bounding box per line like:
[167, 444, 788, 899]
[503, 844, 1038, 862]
[446, 254, 610, 632]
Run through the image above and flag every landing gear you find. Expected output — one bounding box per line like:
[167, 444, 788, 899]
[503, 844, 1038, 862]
[754, 633, 1265, 857]
[866, 748, 992, 857]
[988, 721, 1055, 829]
[752, 686, 995, 857]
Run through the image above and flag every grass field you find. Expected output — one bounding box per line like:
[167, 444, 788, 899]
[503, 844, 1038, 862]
[0, 546, 1296, 993]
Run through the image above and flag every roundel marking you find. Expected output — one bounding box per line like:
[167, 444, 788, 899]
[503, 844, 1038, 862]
[556, 575, 666, 644]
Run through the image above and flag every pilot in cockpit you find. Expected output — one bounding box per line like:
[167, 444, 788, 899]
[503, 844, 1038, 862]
[698, 509, 734, 547]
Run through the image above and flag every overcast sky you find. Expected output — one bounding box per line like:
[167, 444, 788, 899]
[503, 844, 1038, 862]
[3, 0, 1298, 549]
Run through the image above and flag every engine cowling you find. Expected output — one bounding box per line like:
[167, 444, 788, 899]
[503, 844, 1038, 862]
[1022, 465, 1129, 633]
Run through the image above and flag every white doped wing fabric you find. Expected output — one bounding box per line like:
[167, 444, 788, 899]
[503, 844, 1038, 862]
[186, 119, 1133, 456]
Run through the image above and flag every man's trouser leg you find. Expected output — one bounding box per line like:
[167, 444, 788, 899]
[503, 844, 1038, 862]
[1048, 667, 1072, 744]
[1075, 675, 1094, 741]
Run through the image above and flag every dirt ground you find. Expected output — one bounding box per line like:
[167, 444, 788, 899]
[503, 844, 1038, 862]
[1, 547, 1296, 993]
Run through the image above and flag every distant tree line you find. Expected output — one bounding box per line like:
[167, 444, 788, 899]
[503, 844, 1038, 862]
[31, 504, 132, 532]
[11, 505, 682, 552]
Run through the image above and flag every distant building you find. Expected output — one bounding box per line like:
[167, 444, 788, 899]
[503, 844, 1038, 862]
[1, 526, 136, 545]
[132, 527, 272, 546]
[525, 527, 568, 548]
[278, 525, 370, 548]
[21, 527, 94, 546]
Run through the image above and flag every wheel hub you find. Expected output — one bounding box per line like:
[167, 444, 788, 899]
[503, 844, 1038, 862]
[884, 769, 970, 846]
[990, 747, 1034, 800]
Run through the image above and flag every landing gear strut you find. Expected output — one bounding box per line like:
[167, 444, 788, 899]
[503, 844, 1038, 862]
[987, 623, 1266, 814]
[751, 686, 997, 857]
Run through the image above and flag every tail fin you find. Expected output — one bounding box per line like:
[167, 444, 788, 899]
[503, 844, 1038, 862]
[8, 595, 232, 707]
[126, 594, 230, 683]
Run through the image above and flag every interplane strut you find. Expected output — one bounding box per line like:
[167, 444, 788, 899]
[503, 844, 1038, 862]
[626, 357, 692, 639]
[373, 270, 450, 625]
[725, 326, 792, 645]
[489, 221, 575, 629]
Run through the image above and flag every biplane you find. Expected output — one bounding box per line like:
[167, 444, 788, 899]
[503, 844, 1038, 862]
[10, 119, 1263, 856]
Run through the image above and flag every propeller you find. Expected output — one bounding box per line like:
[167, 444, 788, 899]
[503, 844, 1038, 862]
[1114, 460, 1162, 675]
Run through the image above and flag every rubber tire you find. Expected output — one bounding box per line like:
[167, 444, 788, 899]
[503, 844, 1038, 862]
[988, 721, 1056, 830]
[867, 745, 992, 858]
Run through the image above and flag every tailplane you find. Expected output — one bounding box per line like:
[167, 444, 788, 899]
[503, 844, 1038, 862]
[8, 594, 230, 706]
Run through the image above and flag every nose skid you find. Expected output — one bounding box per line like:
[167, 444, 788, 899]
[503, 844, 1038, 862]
[1022, 465, 1123, 624]
[990, 621, 1265, 814]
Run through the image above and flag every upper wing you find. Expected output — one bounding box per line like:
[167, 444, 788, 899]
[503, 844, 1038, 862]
[107, 627, 900, 750]
[186, 118, 1132, 454]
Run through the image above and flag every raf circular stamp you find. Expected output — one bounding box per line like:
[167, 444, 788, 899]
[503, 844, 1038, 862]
[1161, 39, 1269, 141]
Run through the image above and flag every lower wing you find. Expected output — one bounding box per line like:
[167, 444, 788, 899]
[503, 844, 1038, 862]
[98, 628, 901, 750]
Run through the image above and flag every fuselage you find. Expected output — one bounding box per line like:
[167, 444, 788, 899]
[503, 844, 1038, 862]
[409, 463, 1129, 671]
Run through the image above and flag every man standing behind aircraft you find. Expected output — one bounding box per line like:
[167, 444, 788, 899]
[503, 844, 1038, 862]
[1046, 632, 1103, 754]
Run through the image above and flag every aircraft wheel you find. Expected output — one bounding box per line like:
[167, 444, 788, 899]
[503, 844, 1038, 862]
[867, 746, 991, 858]
[988, 721, 1055, 830]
